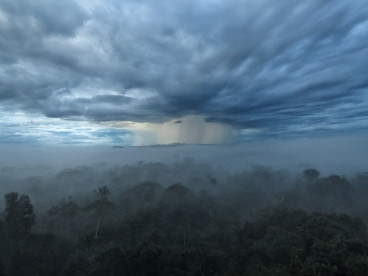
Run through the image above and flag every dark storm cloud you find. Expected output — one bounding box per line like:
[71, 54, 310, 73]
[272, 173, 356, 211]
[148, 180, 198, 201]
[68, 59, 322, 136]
[1, 0, 368, 138]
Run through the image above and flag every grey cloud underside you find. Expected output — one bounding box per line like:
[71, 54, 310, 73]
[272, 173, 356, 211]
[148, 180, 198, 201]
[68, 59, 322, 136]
[1, 0, 368, 136]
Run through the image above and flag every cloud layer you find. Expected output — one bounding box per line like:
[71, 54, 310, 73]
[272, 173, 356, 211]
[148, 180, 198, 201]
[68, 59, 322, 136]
[1, 0, 368, 144]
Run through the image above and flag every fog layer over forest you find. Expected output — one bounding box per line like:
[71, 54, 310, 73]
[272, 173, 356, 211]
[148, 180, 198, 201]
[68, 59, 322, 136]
[1, 134, 368, 174]
[1, 137, 368, 275]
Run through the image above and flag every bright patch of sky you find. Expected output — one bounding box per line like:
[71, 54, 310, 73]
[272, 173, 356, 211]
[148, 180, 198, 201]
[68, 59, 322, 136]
[0, 108, 133, 145]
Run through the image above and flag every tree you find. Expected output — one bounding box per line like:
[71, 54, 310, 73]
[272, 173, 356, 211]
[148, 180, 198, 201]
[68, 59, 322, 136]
[121, 181, 163, 212]
[47, 197, 80, 237]
[0, 217, 8, 276]
[4, 192, 35, 240]
[303, 169, 320, 183]
[93, 186, 111, 202]
[89, 247, 128, 276]
[130, 241, 164, 275]
[8, 233, 72, 276]
[84, 186, 115, 239]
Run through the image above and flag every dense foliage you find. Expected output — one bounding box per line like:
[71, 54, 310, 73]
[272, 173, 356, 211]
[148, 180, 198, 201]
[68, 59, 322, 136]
[1, 163, 368, 275]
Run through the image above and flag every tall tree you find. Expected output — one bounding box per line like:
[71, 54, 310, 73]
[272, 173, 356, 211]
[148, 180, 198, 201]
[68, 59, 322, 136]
[4, 192, 35, 240]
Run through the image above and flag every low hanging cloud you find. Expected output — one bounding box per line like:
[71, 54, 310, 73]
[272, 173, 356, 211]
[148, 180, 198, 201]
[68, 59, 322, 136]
[0, 0, 368, 144]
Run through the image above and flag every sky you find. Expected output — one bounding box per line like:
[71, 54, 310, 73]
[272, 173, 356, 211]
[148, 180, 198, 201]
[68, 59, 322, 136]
[0, 0, 368, 146]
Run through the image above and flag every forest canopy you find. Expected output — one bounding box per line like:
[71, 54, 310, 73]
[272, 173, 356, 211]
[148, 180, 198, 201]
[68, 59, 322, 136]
[1, 161, 368, 275]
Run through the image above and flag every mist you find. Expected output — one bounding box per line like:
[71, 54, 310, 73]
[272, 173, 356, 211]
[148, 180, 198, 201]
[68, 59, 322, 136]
[1, 134, 367, 175]
[1, 134, 368, 274]
[1, 0, 368, 273]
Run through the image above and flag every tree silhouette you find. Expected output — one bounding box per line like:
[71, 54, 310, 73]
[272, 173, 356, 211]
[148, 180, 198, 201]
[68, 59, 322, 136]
[85, 186, 115, 239]
[4, 192, 35, 240]
[93, 186, 111, 202]
[303, 168, 320, 183]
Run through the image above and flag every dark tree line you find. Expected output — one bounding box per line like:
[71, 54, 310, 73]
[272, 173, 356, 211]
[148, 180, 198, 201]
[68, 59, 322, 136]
[1, 167, 368, 275]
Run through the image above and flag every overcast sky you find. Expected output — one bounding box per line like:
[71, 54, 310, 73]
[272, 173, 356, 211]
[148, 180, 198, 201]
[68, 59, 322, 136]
[1, 0, 367, 145]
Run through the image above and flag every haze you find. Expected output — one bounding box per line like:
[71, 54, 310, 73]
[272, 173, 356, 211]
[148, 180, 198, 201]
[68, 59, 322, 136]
[1, 1, 368, 274]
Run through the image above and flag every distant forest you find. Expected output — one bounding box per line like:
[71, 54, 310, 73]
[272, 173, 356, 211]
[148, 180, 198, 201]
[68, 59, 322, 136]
[1, 160, 368, 275]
